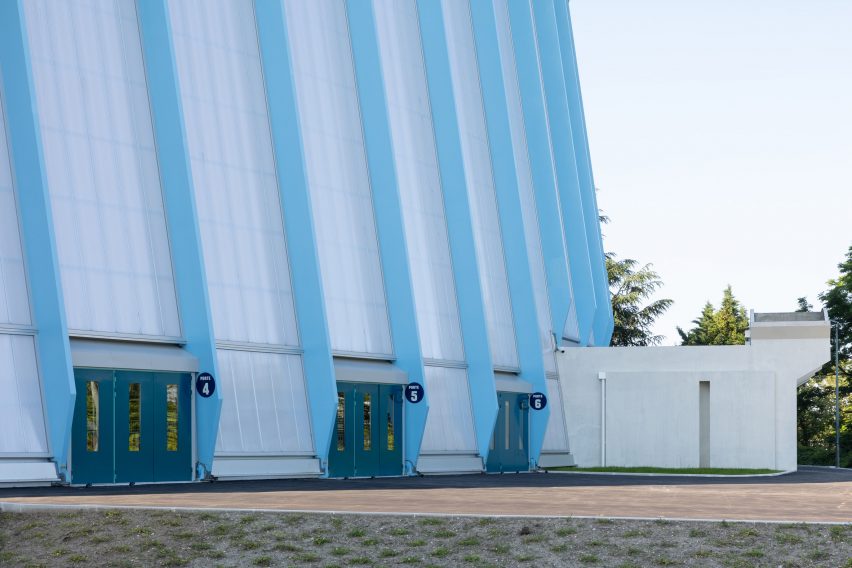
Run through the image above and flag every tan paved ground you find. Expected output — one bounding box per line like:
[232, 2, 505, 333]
[2, 467, 851, 523]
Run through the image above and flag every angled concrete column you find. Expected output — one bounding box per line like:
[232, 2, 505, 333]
[553, 0, 613, 345]
[505, 0, 580, 345]
[254, 0, 338, 473]
[345, 0, 429, 474]
[531, 0, 598, 346]
[416, 0, 498, 462]
[0, 0, 75, 480]
[136, 0, 221, 478]
[468, 0, 550, 467]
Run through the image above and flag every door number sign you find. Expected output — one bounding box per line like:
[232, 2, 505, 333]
[196, 372, 216, 398]
[405, 382, 424, 403]
[529, 392, 547, 410]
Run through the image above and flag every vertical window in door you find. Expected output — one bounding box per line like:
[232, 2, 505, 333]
[166, 384, 178, 452]
[86, 381, 99, 452]
[386, 393, 395, 451]
[336, 392, 346, 451]
[504, 400, 510, 450]
[363, 394, 372, 451]
[129, 383, 141, 452]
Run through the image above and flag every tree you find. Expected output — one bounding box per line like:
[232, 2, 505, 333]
[677, 286, 749, 346]
[797, 297, 813, 312]
[796, 245, 852, 467]
[607, 253, 673, 346]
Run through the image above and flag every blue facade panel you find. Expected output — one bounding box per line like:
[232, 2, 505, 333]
[553, 1, 614, 346]
[416, 0, 498, 462]
[468, 0, 549, 467]
[136, 0, 221, 478]
[345, 0, 430, 473]
[531, 0, 598, 346]
[0, 0, 75, 479]
[504, 0, 580, 345]
[254, 0, 339, 472]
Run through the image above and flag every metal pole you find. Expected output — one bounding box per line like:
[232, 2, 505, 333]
[836, 320, 841, 468]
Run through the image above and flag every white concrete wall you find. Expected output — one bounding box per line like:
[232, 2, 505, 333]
[556, 318, 829, 472]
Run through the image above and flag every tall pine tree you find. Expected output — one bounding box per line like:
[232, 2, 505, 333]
[677, 286, 749, 346]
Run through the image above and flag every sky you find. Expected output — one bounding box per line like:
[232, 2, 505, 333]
[570, 0, 852, 344]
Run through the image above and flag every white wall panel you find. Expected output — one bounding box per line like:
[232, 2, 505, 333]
[0, 335, 49, 454]
[284, 0, 393, 357]
[493, 0, 556, 373]
[373, 0, 464, 363]
[215, 349, 314, 455]
[0, 93, 31, 327]
[23, 0, 181, 339]
[420, 366, 477, 453]
[168, 0, 298, 347]
[542, 376, 569, 452]
[441, 0, 518, 369]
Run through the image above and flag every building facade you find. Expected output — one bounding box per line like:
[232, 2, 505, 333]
[0, 0, 611, 485]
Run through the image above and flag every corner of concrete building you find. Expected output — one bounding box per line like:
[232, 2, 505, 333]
[554, 311, 831, 471]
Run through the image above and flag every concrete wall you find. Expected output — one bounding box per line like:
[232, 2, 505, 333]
[556, 315, 830, 472]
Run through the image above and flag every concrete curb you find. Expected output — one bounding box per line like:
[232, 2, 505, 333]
[2, 500, 850, 525]
[544, 470, 794, 478]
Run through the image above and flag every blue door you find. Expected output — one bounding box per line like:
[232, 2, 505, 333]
[72, 369, 115, 484]
[329, 383, 403, 478]
[486, 392, 530, 473]
[72, 369, 192, 484]
[152, 373, 193, 482]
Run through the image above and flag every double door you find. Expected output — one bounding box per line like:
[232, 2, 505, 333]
[329, 383, 403, 478]
[486, 392, 530, 473]
[71, 369, 192, 484]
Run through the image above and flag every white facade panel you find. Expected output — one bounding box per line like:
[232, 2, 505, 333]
[542, 376, 569, 452]
[493, 0, 556, 374]
[0, 93, 31, 327]
[420, 366, 477, 453]
[441, 0, 518, 370]
[215, 349, 314, 455]
[168, 0, 299, 347]
[0, 335, 48, 454]
[373, 0, 464, 363]
[284, 0, 393, 357]
[23, 0, 181, 339]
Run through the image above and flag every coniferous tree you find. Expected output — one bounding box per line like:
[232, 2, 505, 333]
[606, 253, 673, 346]
[677, 286, 749, 346]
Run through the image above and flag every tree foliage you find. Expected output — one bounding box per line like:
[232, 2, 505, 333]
[677, 286, 749, 346]
[607, 253, 672, 346]
[797, 245, 852, 467]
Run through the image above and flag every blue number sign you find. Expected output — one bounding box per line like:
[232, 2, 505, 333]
[196, 372, 216, 398]
[405, 382, 424, 404]
[529, 392, 547, 410]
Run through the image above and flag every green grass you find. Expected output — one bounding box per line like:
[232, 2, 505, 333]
[547, 466, 780, 475]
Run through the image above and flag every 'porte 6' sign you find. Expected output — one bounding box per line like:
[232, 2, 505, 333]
[529, 392, 547, 410]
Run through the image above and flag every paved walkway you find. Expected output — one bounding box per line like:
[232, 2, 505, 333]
[2, 467, 850, 523]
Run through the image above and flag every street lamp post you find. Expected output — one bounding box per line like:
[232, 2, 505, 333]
[835, 320, 841, 469]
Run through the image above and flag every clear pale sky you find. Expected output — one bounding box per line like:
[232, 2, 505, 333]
[570, 0, 852, 344]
